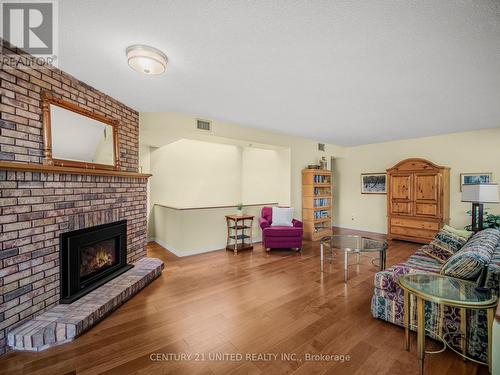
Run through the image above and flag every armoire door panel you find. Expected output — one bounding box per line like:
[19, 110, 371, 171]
[415, 202, 438, 216]
[391, 202, 413, 215]
[414, 174, 438, 201]
[390, 175, 412, 200]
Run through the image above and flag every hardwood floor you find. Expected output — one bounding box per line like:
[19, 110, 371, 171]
[0, 228, 488, 375]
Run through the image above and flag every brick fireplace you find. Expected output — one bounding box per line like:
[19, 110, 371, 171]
[0, 41, 152, 355]
[60, 220, 132, 304]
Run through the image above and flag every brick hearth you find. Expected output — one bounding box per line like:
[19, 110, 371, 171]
[7, 258, 163, 352]
[0, 41, 152, 355]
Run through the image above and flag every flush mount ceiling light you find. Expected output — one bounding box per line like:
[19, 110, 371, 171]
[126, 45, 168, 75]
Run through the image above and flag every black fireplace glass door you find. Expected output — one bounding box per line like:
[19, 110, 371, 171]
[60, 220, 132, 304]
[79, 237, 119, 281]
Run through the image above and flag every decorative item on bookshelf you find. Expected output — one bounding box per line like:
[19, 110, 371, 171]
[319, 157, 327, 170]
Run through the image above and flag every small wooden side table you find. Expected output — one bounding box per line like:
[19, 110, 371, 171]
[225, 215, 254, 254]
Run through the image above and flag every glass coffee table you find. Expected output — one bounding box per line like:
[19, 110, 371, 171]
[399, 274, 498, 375]
[320, 235, 387, 282]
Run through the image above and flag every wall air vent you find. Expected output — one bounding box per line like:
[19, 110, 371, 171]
[196, 119, 211, 132]
[318, 143, 325, 151]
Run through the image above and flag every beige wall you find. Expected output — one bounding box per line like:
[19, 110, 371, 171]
[140, 112, 344, 217]
[138, 144, 151, 174]
[149, 139, 290, 209]
[153, 204, 266, 256]
[150, 139, 242, 208]
[334, 128, 500, 233]
[241, 147, 291, 205]
[147, 139, 292, 255]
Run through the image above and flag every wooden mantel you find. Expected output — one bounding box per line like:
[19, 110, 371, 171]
[0, 161, 151, 178]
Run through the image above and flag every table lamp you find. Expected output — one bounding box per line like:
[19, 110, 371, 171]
[461, 184, 499, 232]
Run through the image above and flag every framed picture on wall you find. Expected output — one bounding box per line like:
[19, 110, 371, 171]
[460, 173, 492, 191]
[361, 173, 387, 194]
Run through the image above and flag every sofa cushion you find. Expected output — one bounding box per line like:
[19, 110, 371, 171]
[442, 225, 473, 240]
[423, 228, 468, 263]
[271, 207, 294, 227]
[263, 226, 302, 237]
[485, 242, 500, 294]
[374, 249, 441, 293]
[441, 228, 500, 280]
[405, 248, 444, 272]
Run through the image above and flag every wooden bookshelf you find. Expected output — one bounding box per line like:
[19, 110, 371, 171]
[302, 169, 333, 241]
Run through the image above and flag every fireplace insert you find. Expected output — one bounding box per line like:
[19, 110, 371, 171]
[60, 220, 133, 304]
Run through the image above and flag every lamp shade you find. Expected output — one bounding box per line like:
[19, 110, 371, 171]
[461, 184, 499, 203]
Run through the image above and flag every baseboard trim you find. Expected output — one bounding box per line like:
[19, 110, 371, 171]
[333, 225, 386, 237]
[149, 237, 262, 257]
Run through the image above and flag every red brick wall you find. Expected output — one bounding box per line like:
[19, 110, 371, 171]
[0, 42, 148, 355]
[1, 42, 138, 170]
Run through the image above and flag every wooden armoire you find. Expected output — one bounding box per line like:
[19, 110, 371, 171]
[387, 158, 450, 244]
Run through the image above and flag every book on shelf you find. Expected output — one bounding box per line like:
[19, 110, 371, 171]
[314, 225, 330, 232]
[313, 175, 329, 184]
[313, 187, 331, 195]
[314, 198, 329, 207]
[314, 210, 330, 219]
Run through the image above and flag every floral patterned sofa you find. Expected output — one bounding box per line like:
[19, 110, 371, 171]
[371, 228, 500, 363]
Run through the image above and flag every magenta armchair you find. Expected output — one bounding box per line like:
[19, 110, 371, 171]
[259, 207, 303, 252]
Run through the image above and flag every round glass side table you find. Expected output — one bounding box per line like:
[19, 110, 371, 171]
[320, 234, 387, 282]
[399, 273, 498, 375]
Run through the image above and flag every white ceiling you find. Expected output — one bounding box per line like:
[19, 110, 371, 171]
[58, 0, 500, 146]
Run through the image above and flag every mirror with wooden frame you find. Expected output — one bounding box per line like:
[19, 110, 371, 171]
[42, 92, 121, 171]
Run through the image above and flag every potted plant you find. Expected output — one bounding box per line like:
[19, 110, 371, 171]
[236, 203, 244, 216]
[464, 210, 500, 231]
